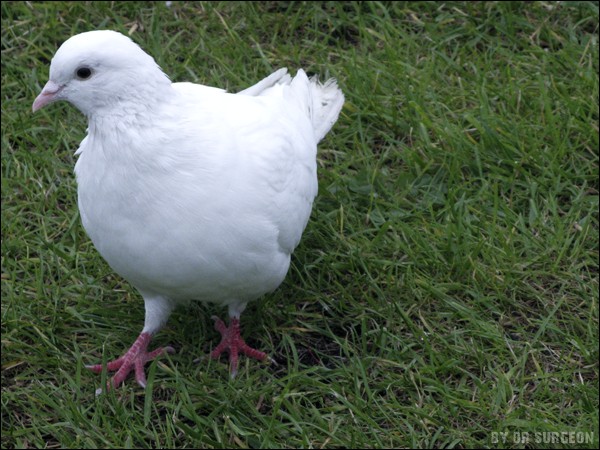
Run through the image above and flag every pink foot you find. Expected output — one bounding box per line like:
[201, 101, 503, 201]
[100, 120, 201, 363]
[86, 332, 175, 393]
[210, 316, 268, 377]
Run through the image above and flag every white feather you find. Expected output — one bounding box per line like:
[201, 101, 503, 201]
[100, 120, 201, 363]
[38, 30, 344, 335]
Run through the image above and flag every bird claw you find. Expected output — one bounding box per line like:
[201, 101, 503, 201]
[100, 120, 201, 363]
[210, 316, 270, 377]
[87, 332, 174, 393]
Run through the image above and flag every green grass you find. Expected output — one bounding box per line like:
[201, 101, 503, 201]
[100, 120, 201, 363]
[1, 1, 598, 448]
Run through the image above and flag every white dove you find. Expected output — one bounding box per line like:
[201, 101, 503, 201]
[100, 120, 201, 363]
[33, 30, 344, 391]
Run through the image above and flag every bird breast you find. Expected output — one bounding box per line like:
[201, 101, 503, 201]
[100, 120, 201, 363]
[73, 93, 317, 304]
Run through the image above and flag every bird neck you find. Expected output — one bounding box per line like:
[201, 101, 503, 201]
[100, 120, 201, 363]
[82, 71, 174, 122]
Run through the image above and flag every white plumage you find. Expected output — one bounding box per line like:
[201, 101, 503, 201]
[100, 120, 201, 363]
[33, 30, 344, 391]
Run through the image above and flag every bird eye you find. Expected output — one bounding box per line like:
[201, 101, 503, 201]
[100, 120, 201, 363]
[75, 67, 92, 80]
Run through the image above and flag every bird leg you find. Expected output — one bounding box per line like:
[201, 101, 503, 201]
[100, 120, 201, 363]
[86, 332, 175, 393]
[210, 316, 268, 378]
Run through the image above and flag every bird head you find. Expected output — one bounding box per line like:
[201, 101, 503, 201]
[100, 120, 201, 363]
[32, 30, 171, 118]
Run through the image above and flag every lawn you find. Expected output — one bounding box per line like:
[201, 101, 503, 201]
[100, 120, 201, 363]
[1, 1, 598, 448]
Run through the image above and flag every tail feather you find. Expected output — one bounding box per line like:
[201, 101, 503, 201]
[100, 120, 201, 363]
[238, 68, 291, 96]
[307, 75, 345, 142]
[240, 67, 344, 142]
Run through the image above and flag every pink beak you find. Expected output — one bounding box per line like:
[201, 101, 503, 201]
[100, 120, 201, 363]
[32, 80, 64, 112]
